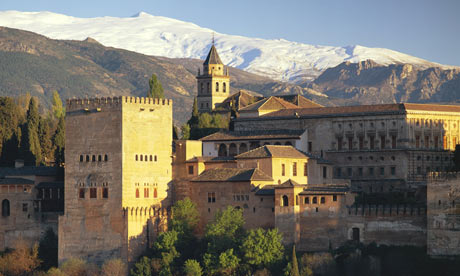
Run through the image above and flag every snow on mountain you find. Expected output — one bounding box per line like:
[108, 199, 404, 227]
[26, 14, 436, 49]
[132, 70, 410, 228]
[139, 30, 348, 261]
[0, 10, 452, 83]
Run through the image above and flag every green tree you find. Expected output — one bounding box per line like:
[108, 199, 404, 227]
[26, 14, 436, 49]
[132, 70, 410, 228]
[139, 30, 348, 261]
[53, 116, 65, 166]
[184, 259, 202, 276]
[0, 241, 40, 276]
[287, 245, 300, 276]
[181, 124, 191, 140]
[173, 125, 179, 140]
[38, 118, 53, 162]
[101, 259, 127, 276]
[148, 74, 165, 99]
[0, 97, 22, 166]
[51, 91, 65, 119]
[187, 98, 199, 128]
[453, 144, 460, 171]
[20, 97, 42, 165]
[38, 228, 58, 270]
[205, 206, 245, 255]
[130, 256, 151, 276]
[170, 198, 199, 233]
[153, 230, 180, 275]
[241, 228, 284, 270]
[218, 249, 240, 276]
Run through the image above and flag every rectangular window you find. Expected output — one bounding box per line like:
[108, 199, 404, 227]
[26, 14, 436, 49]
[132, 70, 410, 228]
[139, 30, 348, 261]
[391, 167, 396, 176]
[359, 137, 364, 150]
[320, 197, 326, 204]
[370, 136, 375, 150]
[323, 167, 327, 178]
[380, 135, 386, 149]
[304, 197, 310, 204]
[22, 203, 28, 212]
[417, 167, 422, 174]
[336, 167, 342, 178]
[208, 192, 216, 203]
[425, 136, 430, 148]
[392, 135, 397, 149]
[281, 164, 285, 176]
[102, 188, 108, 199]
[338, 137, 343, 150]
[358, 167, 363, 177]
[333, 195, 337, 202]
[453, 137, 457, 147]
[144, 188, 149, 198]
[348, 137, 353, 150]
[443, 136, 447, 149]
[90, 188, 97, 199]
[188, 165, 194, 175]
[79, 188, 85, 199]
[416, 136, 420, 148]
[312, 197, 318, 204]
[369, 167, 374, 176]
[347, 167, 352, 177]
[434, 136, 439, 149]
[380, 167, 385, 176]
[304, 163, 308, 176]
[293, 162, 297, 176]
[308, 142, 312, 152]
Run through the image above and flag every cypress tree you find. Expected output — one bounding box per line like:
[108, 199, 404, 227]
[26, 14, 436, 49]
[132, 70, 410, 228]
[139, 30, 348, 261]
[51, 91, 65, 119]
[53, 116, 65, 167]
[291, 245, 300, 276]
[38, 118, 53, 162]
[187, 98, 199, 128]
[21, 98, 42, 166]
[148, 74, 165, 99]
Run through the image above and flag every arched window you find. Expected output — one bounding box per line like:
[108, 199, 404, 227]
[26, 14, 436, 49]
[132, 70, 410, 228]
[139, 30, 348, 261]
[281, 195, 289, 207]
[229, 143, 237, 156]
[98, 155, 102, 162]
[218, 144, 228, 157]
[239, 143, 248, 154]
[2, 199, 10, 217]
[285, 141, 293, 146]
[140, 155, 143, 161]
[223, 83, 226, 92]
[154, 155, 157, 162]
[86, 155, 90, 162]
[150, 155, 153, 161]
[80, 155, 83, 162]
[275, 142, 281, 145]
[92, 155, 96, 162]
[104, 154, 108, 162]
[154, 188, 158, 198]
[136, 189, 140, 198]
[135, 155, 138, 161]
[145, 155, 148, 162]
[216, 82, 219, 92]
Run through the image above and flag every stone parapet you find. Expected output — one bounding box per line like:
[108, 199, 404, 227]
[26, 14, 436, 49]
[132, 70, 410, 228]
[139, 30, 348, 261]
[66, 96, 172, 111]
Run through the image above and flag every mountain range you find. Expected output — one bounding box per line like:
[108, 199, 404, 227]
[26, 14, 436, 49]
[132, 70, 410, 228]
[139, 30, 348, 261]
[0, 10, 456, 83]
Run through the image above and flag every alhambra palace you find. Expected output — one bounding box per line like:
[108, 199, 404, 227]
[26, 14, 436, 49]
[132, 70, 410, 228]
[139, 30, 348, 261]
[1, 44, 460, 265]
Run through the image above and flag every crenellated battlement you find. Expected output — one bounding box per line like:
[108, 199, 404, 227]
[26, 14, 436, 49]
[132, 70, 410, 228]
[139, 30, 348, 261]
[122, 206, 168, 218]
[66, 96, 173, 111]
[347, 204, 427, 217]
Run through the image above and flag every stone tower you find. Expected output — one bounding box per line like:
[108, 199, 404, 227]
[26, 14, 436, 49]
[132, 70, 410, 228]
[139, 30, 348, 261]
[196, 44, 230, 112]
[59, 96, 172, 265]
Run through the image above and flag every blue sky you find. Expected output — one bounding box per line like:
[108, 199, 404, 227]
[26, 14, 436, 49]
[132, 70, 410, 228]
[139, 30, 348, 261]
[1, 0, 459, 66]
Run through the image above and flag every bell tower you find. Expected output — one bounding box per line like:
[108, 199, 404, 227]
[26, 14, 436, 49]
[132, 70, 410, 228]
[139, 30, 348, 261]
[196, 42, 230, 112]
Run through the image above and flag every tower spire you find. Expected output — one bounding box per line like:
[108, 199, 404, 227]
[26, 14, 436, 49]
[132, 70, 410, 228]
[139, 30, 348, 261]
[212, 32, 215, 45]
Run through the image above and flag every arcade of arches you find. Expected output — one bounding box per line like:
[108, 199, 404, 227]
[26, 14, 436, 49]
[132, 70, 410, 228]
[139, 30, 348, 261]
[217, 141, 294, 157]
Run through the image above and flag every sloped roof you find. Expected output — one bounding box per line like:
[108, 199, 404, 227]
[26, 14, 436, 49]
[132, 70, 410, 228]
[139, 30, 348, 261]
[36, 181, 64, 189]
[0, 177, 34, 185]
[185, 156, 236, 163]
[276, 179, 306, 188]
[276, 95, 323, 108]
[240, 96, 298, 112]
[216, 90, 264, 111]
[200, 129, 305, 142]
[0, 166, 58, 177]
[203, 45, 223, 65]
[299, 185, 350, 195]
[259, 103, 460, 119]
[235, 145, 308, 159]
[191, 168, 273, 182]
[254, 185, 277, 195]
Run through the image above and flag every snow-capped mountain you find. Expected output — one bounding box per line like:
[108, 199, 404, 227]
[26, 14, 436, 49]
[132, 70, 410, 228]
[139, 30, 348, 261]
[0, 10, 453, 83]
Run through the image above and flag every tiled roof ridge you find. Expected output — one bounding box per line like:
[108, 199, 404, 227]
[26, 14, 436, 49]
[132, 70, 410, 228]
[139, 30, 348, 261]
[203, 45, 223, 65]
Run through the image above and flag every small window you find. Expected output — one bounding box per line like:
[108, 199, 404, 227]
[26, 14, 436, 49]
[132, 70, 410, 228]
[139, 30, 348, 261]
[320, 197, 326, 204]
[145, 155, 148, 162]
[380, 167, 385, 176]
[369, 167, 374, 176]
[208, 192, 216, 203]
[104, 154, 108, 161]
[22, 203, 28, 212]
[347, 168, 352, 177]
[144, 188, 149, 198]
[154, 188, 158, 198]
[281, 164, 285, 176]
[98, 155, 102, 162]
[323, 167, 327, 178]
[154, 155, 157, 162]
[188, 165, 194, 175]
[358, 168, 363, 177]
[281, 195, 289, 206]
[333, 195, 337, 202]
[253, 207, 256, 213]
[304, 163, 308, 176]
[136, 188, 140, 198]
[2, 199, 10, 217]
[140, 155, 143, 161]
[80, 155, 84, 162]
[135, 155, 138, 161]
[92, 155, 96, 162]
[312, 197, 318, 204]
[79, 188, 85, 199]
[223, 82, 227, 92]
[315, 207, 319, 213]
[90, 188, 97, 199]
[304, 197, 310, 204]
[293, 162, 297, 176]
[150, 155, 153, 162]
[216, 82, 219, 92]
[391, 167, 396, 175]
[86, 155, 90, 162]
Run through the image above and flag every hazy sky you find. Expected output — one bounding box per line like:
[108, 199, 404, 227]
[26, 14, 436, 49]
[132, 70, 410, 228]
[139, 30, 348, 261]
[1, 0, 459, 66]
